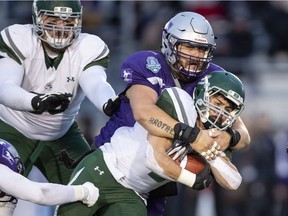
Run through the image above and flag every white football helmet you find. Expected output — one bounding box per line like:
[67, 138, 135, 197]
[161, 12, 216, 82]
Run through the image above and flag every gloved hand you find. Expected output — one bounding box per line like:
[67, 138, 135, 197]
[192, 164, 214, 190]
[73, 182, 99, 207]
[102, 96, 121, 117]
[31, 92, 72, 114]
[81, 182, 99, 207]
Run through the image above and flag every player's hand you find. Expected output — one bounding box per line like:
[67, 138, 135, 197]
[31, 92, 72, 114]
[192, 164, 214, 190]
[81, 182, 99, 207]
[102, 95, 121, 117]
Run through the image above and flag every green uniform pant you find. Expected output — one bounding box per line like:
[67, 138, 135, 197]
[0, 119, 90, 184]
[56, 149, 146, 216]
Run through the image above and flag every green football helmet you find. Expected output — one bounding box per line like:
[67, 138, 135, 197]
[32, 0, 82, 49]
[193, 71, 245, 130]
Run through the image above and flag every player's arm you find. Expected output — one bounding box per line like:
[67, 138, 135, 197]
[0, 57, 72, 114]
[147, 134, 181, 180]
[128, 85, 218, 153]
[214, 117, 251, 152]
[207, 155, 242, 190]
[0, 164, 98, 206]
[0, 57, 35, 110]
[127, 84, 178, 138]
[79, 65, 116, 111]
[148, 134, 212, 188]
[230, 117, 250, 151]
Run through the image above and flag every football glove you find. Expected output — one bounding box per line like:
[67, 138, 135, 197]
[102, 95, 121, 117]
[31, 92, 72, 114]
[192, 164, 214, 190]
[73, 182, 99, 207]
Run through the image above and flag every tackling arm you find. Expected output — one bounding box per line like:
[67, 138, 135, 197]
[127, 84, 178, 138]
[213, 117, 251, 152]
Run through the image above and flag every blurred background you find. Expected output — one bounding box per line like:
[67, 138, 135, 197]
[1, 1, 287, 216]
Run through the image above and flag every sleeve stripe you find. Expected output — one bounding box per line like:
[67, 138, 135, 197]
[5, 28, 25, 61]
[170, 87, 189, 124]
[96, 44, 108, 60]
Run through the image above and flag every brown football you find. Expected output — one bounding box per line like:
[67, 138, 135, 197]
[171, 153, 206, 174]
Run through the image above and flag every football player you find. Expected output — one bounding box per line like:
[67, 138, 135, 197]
[94, 11, 250, 216]
[0, 0, 115, 209]
[56, 71, 244, 216]
[0, 138, 99, 216]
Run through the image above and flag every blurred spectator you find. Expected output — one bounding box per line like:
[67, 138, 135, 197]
[273, 130, 288, 215]
[261, 1, 288, 58]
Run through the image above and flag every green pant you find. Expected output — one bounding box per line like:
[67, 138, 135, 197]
[56, 149, 146, 216]
[0, 119, 90, 184]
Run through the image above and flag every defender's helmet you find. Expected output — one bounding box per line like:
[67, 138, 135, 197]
[32, 0, 82, 49]
[193, 71, 245, 130]
[161, 12, 216, 82]
[0, 139, 24, 174]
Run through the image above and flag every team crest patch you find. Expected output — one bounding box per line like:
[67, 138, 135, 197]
[146, 57, 161, 73]
[122, 68, 133, 83]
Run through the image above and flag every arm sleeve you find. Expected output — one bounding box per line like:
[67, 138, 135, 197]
[0, 165, 78, 205]
[0, 57, 35, 111]
[79, 65, 116, 111]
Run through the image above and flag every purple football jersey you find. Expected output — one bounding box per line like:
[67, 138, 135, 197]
[95, 50, 224, 146]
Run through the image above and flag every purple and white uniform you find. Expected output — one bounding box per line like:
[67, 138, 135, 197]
[95, 50, 224, 146]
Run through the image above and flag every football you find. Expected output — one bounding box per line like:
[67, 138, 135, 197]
[170, 153, 206, 174]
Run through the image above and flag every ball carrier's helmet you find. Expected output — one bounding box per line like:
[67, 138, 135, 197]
[193, 71, 245, 130]
[32, 0, 82, 49]
[161, 12, 216, 82]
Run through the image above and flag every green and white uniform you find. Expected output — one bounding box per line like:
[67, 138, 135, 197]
[0, 24, 115, 183]
[56, 87, 197, 216]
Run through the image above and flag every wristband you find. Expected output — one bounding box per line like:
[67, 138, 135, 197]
[72, 185, 85, 201]
[177, 168, 196, 187]
[174, 123, 200, 144]
[226, 128, 241, 148]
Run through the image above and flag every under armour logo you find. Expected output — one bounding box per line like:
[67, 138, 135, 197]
[67, 77, 75, 82]
[94, 166, 104, 175]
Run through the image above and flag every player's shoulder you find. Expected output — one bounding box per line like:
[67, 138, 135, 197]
[0, 24, 36, 62]
[157, 87, 197, 125]
[73, 33, 109, 59]
[3, 24, 32, 34]
[2, 24, 34, 43]
[121, 50, 164, 75]
[207, 62, 225, 72]
[125, 50, 163, 64]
